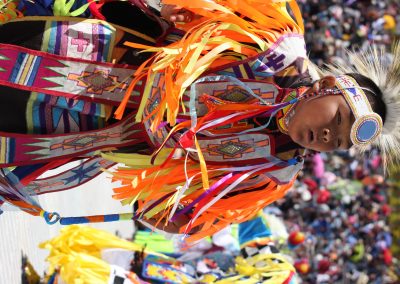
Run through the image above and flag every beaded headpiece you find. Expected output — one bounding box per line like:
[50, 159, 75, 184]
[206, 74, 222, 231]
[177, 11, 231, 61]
[335, 75, 383, 146]
[325, 42, 400, 168]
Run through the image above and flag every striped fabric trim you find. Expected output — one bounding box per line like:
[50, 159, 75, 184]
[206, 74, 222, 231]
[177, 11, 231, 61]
[9, 53, 42, 86]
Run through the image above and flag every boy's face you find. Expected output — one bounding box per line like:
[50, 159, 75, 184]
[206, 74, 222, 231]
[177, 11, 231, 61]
[287, 76, 355, 152]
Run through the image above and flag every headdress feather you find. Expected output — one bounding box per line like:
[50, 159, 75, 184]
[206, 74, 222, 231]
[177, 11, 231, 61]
[324, 42, 400, 169]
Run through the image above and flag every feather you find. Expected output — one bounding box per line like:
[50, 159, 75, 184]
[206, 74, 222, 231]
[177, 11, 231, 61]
[323, 42, 400, 170]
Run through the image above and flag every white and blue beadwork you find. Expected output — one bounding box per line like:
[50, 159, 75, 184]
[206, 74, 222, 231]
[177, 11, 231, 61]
[335, 75, 383, 146]
[351, 113, 382, 145]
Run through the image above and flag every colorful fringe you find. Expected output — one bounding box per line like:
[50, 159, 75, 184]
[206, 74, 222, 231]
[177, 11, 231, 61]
[111, 155, 295, 241]
[0, 0, 23, 24]
[111, 0, 304, 241]
[115, 0, 304, 125]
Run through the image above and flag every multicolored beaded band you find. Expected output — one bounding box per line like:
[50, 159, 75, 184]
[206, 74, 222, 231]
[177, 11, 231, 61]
[336, 75, 383, 146]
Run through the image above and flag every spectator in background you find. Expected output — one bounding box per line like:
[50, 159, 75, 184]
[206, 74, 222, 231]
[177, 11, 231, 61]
[300, 0, 398, 66]
[276, 148, 398, 283]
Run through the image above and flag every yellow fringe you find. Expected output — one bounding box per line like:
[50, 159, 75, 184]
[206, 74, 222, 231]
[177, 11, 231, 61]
[40, 225, 172, 284]
[200, 253, 295, 284]
[101, 148, 173, 167]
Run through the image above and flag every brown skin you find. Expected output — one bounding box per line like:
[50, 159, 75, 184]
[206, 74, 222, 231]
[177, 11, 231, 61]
[287, 75, 355, 152]
[160, 4, 195, 23]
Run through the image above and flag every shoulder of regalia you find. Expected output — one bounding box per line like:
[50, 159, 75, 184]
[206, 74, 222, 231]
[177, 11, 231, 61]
[127, 0, 306, 129]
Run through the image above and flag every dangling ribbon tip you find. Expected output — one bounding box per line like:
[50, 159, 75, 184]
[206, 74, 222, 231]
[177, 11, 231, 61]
[42, 211, 61, 225]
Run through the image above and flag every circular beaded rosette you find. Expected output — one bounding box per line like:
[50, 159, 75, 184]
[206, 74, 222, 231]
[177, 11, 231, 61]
[350, 113, 382, 145]
[336, 75, 383, 146]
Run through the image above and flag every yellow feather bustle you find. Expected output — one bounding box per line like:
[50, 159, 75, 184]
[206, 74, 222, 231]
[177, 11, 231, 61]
[40, 225, 171, 284]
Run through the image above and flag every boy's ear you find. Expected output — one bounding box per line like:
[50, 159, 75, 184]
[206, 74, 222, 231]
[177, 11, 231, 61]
[319, 75, 336, 89]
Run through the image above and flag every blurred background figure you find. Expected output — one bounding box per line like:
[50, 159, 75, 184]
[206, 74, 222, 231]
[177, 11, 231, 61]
[300, 0, 399, 66]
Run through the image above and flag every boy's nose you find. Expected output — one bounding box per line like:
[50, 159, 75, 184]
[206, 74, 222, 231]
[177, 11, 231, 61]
[322, 128, 331, 143]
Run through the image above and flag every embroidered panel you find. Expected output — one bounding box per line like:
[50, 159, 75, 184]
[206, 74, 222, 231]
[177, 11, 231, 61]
[217, 34, 308, 82]
[0, 44, 141, 106]
[191, 134, 272, 163]
[0, 113, 144, 167]
[187, 80, 280, 118]
[143, 73, 281, 148]
[41, 19, 115, 62]
[27, 92, 106, 134]
[26, 157, 115, 195]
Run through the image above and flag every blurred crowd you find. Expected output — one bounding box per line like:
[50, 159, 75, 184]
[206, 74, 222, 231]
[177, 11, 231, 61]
[298, 0, 399, 66]
[273, 149, 399, 283]
[268, 1, 400, 283]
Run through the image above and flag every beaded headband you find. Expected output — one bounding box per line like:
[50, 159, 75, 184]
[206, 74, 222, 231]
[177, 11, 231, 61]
[335, 75, 383, 146]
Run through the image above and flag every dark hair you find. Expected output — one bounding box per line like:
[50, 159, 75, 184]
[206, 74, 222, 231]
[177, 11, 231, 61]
[347, 73, 386, 124]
